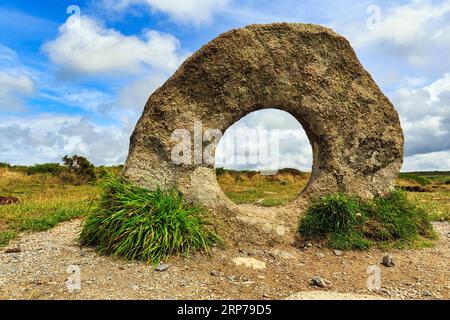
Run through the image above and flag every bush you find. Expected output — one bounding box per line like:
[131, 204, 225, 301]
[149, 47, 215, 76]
[298, 190, 435, 250]
[0, 162, 11, 169]
[278, 168, 304, 176]
[24, 163, 65, 176]
[62, 155, 96, 184]
[80, 175, 220, 264]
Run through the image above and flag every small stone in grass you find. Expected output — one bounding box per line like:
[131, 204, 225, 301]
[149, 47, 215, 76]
[333, 250, 343, 256]
[155, 263, 170, 272]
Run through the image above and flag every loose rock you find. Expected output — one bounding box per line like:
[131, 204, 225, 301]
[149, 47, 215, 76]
[155, 263, 170, 272]
[423, 290, 432, 297]
[4, 247, 21, 254]
[381, 255, 395, 267]
[311, 276, 327, 288]
[333, 250, 343, 256]
[232, 257, 266, 270]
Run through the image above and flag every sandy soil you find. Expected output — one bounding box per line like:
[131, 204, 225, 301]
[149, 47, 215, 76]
[0, 220, 448, 300]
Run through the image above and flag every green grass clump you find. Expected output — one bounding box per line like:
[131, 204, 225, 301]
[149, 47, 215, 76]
[0, 230, 17, 247]
[299, 193, 361, 236]
[79, 175, 220, 264]
[299, 190, 435, 250]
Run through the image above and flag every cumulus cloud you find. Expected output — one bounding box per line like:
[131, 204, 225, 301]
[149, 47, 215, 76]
[344, 0, 450, 70]
[53, 88, 114, 113]
[0, 71, 34, 112]
[0, 114, 132, 165]
[354, 0, 450, 46]
[216, 109, 312, 171]
[101, 0, 231, 25]
[0, 45, 35, 112]
[116, 74, 167, 111]
[403, 150, 450, 171]
[43, 15, 185, 76]
[393, 73, 450, 159]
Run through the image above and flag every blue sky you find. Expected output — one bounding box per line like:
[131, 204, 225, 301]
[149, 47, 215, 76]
[0, 0, 449, 171]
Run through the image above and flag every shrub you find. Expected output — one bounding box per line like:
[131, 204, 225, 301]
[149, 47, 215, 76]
[298, 190, 435, 250]
[62, 155, 96, 184]
[278, 168, 304, 176]
[80, 175, 220, 264]
[24, 163, 65, 176]
[0, 162, 11, 169]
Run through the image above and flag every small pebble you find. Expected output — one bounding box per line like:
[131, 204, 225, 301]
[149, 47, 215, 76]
[310, 276, 326, 288]
[381, 255, 395, 267]
[423, 290, 432, 297]
[155, 263, 170, 272]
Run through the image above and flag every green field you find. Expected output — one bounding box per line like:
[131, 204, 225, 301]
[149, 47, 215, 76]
[217, 169, 450, 222]
[0, 168, 98, 246]
[0, 166, 449, 247]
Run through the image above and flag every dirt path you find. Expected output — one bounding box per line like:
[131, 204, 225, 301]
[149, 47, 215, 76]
[0, 220, 448, 300]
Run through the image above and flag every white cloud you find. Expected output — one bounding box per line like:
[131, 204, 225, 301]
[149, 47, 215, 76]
[345, 0, 450, 69]
[403, 150, 450, 171]
[60, 89, 113, 112]
[43, 15, 185, 76]
[355, 0, 450, 47]
[101, 0, 231, 25]
[0, 45, 35, 112]
[0, 71, 34, 111]
[393, 73, 450, 158]
[425, 73, 450, 102]
[117, 74, 167, 111]
[0, 44, 18, 62]
[216, 109, 312, 171]
[0, 114, 132, 165]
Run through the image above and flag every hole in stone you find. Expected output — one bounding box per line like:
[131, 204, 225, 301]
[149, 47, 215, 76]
[215, 109, 313, 207]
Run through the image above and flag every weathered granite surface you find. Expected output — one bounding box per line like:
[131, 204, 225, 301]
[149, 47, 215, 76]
[124, 23, 404, 238]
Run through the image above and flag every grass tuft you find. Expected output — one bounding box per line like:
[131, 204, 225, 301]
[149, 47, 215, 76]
[79, 175, 220, 264]
[299, 190, 436, 250]
[0, 230, 17, 247]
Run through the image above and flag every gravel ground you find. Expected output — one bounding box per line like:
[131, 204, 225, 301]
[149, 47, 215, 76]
[0, 220, 448, 300]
